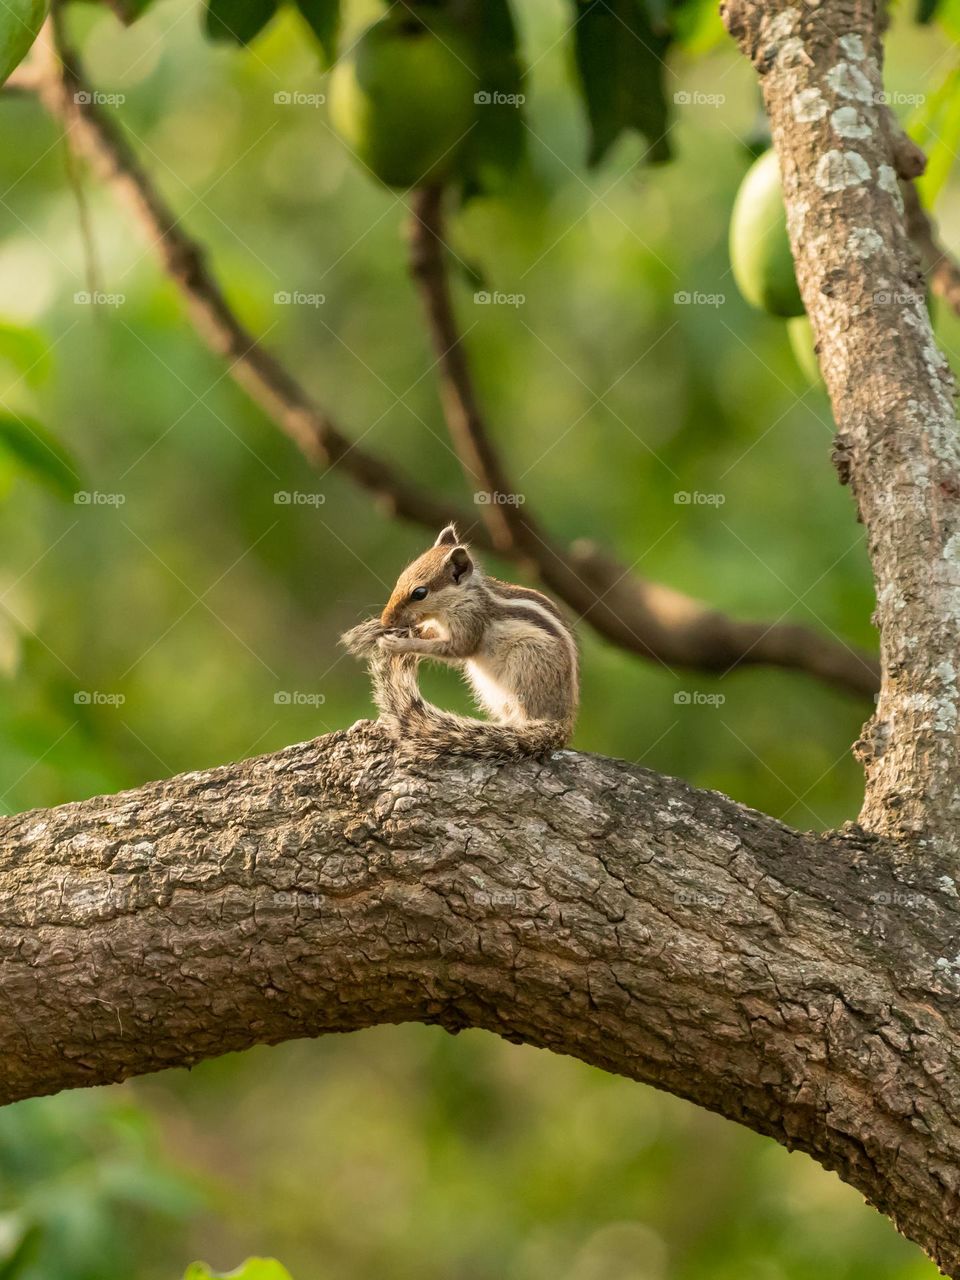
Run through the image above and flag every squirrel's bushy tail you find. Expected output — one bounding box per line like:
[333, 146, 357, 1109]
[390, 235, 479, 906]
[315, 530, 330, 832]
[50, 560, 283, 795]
[369, 652, 569, 760]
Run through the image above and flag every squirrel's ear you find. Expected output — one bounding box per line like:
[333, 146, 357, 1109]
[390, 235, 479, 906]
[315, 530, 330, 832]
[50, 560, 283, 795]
[447, 546, 473, 584]
[435, 524, 459, 547]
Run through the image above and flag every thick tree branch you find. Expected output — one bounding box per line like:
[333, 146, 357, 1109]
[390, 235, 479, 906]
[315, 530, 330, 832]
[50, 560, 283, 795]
[724, 0, 960, 855]
[28, 23, 880, 698]
[1, 725, 959, 1272]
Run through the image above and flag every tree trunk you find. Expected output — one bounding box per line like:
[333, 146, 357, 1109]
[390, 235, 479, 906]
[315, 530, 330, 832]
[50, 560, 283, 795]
[722, 0, 960, 856]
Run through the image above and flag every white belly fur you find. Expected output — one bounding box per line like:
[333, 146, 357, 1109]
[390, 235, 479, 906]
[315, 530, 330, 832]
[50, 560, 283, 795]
[465, 659, 517, 723]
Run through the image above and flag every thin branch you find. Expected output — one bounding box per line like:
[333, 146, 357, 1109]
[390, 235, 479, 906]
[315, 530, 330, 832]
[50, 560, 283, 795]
[30, 22, 880, 698]
[37, 18, 458, 536]
[407, 184, 519, 552]
[406, 187, 881, 694]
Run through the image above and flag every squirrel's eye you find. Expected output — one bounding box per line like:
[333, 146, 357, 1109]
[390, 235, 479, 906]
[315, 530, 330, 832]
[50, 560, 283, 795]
[409, 586, 428, 602]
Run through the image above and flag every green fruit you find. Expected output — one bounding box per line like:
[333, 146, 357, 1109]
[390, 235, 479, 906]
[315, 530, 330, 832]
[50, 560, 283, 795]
[787, 315, 822, 386]
[329, 10, 477, 190]
[729, 149, 804, 318]
[0, 0, 46, 87]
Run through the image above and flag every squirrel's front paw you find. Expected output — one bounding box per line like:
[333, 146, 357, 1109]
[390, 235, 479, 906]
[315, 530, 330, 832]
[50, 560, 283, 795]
[377, 632, 410, 653]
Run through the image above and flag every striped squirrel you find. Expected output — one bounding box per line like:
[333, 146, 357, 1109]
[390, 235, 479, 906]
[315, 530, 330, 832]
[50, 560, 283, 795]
[341, 525, 579, 758]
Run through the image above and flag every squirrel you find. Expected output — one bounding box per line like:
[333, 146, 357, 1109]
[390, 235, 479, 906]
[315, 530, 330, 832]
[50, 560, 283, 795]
[341, 524, 579, 759]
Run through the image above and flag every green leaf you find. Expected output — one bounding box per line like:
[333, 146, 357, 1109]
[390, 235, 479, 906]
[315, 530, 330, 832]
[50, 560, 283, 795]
[0, 1214, 41, 1279]
[572, 0, 672, 166]
[459, 0, 527, 196]
[0, 0, 48, 88]
[0, 414, 80, 501]
[939, 1, 960, 36]
[642, 0, 672, 32]
[916, 0, 939, 22]
[204, 0, 279, 44]
[906, 62, 958, 148]
[452, 251, 488, 293]
[672, 0, 726, 53]
[0, 323, 51, 386]
[917, 68, 960, 206]
[293, 0, 339, 66]
[184, 1260, 295, 1280]
[928, 0, 960, 34]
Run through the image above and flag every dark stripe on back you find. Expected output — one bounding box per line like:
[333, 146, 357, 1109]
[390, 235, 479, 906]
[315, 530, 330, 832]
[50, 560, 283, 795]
[485, 578, 564, 619]
[486, 598, 569, 643]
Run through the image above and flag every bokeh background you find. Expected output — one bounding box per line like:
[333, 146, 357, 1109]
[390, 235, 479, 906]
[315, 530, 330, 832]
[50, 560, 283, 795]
[0, 0, 956, 1274]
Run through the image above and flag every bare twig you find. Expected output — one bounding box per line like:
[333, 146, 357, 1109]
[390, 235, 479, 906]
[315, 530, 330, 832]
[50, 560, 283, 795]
[30, 21, 880, 697]
[407, 185, 520, 552]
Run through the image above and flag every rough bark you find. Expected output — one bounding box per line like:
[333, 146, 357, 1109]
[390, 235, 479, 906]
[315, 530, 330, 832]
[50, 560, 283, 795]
[722, 0, 960, 855]
[1, 723, 960, 1272]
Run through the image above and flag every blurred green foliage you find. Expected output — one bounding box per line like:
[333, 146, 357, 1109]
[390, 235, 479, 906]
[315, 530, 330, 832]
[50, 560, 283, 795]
[183, 1259, 293, 1279]
[0, 0, 957, 1275]
[0, 1091, 199, 1278]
